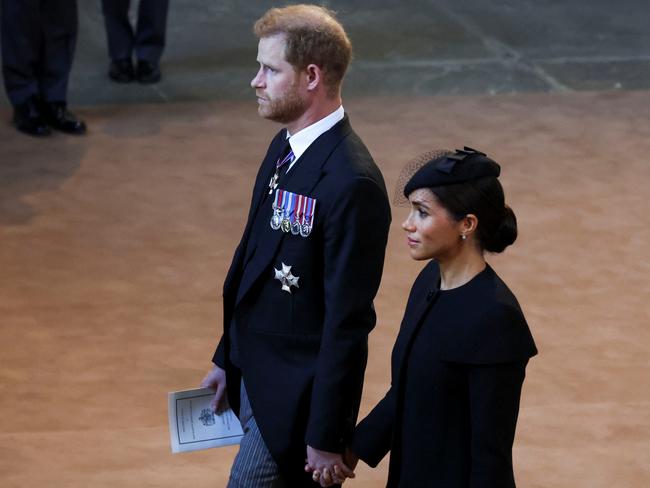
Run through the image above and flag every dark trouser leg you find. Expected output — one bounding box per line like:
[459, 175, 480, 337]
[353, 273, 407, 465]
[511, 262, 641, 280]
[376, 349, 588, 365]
[100, 0, 134, 61]
[1, 0, 41, 106]
[134, 0, 168, 64]
[39, 0, 77, 103]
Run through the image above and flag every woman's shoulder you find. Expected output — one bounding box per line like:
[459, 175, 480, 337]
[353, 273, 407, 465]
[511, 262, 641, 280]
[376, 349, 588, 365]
[439, 265, 538, 364]
[479, 266, 526, 318]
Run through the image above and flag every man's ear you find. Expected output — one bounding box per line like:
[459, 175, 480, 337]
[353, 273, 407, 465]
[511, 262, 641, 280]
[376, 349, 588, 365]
[305, 64, 322, 91]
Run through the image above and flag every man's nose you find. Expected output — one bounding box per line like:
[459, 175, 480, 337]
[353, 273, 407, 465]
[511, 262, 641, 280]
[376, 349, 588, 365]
[251, 69, 263, 88]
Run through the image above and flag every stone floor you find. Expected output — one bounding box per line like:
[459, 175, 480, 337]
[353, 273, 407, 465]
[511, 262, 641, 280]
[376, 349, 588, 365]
[2, 0, 650, 107]
[1, 2, 650, 488]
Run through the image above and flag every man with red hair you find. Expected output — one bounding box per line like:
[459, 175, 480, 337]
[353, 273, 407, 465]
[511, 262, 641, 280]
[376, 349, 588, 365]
[201, 4, 391, 487]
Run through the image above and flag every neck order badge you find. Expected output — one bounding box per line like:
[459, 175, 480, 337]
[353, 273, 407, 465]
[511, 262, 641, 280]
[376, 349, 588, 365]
[270, 189, 316, 237]
[268, 148, 294, 195]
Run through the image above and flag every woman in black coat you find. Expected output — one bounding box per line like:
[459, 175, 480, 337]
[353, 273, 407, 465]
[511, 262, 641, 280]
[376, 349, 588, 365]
[309, 147, 537, 487]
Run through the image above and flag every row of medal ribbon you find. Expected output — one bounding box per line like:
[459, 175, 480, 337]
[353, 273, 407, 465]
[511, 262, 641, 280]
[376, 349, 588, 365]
[270, 189, 316, 237]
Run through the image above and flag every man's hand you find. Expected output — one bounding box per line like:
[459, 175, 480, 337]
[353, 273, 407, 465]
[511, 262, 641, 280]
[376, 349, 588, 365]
[305, 445, 355, 487]
[200, 364, 228, 413]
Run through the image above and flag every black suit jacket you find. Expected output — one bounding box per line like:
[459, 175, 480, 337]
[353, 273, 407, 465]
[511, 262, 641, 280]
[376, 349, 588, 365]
[212, 116, 391, 484]
[351, 262, 537, 488]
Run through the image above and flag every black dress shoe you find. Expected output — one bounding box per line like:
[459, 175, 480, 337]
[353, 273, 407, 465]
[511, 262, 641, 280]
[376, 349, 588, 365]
[109, 58, 134, 83]
[40, 101, 87, 135]
[13, 97, 51, 137]
[136, 59, 161, 84]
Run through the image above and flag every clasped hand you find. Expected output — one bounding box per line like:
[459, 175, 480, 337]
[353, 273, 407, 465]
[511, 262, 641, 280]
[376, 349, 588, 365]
[305, 446, 358, 487]
[202, 366, 358, 486]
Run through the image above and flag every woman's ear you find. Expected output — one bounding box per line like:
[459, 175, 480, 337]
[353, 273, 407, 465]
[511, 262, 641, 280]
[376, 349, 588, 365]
[460, 214, 479, 238]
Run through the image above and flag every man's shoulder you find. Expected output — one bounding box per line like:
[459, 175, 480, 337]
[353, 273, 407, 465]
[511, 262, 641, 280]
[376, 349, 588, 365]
[322, 125, 381, 181]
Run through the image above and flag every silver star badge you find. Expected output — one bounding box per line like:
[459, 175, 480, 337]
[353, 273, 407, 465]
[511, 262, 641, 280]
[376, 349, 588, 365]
[274, 263, 299, 293]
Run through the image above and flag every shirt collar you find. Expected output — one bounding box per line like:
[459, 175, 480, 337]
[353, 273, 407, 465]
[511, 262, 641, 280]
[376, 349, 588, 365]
[286, 106, 345, 164]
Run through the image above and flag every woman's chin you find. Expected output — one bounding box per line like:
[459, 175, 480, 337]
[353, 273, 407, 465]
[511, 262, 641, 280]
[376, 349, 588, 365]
[409, 250, 431, 261]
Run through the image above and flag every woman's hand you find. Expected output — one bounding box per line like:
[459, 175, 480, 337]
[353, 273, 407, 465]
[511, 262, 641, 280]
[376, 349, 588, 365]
[343, 447, 359, 472]
[305, 446, 356, 486]
[305, 446, 359, 488]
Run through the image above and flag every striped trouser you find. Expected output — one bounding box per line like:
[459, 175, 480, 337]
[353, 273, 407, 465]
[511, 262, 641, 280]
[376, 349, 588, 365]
[227, 381, 288, 488]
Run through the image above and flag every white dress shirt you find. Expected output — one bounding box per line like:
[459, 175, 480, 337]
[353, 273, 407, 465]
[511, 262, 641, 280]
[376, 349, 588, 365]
[285, 105, 345, 172]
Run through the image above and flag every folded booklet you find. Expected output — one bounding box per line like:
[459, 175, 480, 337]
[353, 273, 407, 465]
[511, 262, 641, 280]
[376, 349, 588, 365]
[168, 387, 243, 453]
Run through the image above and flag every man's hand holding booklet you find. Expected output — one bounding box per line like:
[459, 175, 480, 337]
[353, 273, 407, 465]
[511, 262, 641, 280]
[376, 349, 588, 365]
[168, 387, 243, 453]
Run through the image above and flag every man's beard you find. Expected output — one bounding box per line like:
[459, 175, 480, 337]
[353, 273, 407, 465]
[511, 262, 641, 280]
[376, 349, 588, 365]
[259, 84, 308, 124]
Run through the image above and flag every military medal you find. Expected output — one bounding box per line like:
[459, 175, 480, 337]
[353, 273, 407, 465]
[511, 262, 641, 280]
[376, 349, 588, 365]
[274, 262, 299, 293]
[281, 191, 294, 232]
[270, 205, 282, 230]
[269, 189, 317, 237]
[300, 196, 316, 237]
[281, 218, 291, 233]
[291, 194, 304, 235]
[270, 189, 285, 230]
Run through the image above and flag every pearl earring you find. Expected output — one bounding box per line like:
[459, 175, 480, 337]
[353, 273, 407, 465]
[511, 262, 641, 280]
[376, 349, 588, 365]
[461, 235, 467, 240]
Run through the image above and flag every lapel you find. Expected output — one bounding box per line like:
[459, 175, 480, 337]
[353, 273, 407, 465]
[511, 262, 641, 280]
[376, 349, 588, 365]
[234, 116, 353, 306]
[249, 133, 289, 232]
[223, 131, 287, 296]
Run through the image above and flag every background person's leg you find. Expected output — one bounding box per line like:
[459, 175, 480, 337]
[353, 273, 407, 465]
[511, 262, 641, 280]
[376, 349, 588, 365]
[1, 0, 41, 106]
[132, 0, 167, 83]
[100, 0, 134, 62]
[37, 0, 85, 135]
[101, 0, 134, 82]
[134, 0, 168, 64]
[39, 0, 77, 104]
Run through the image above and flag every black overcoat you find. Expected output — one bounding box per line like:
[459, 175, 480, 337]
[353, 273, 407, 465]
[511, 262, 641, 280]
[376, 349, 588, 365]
[212, 116, 391, 485]
[351, 261, 537, 488]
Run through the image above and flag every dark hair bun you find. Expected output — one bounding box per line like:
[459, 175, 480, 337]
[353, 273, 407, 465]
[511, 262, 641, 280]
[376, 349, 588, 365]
[484, 205, 518, 253]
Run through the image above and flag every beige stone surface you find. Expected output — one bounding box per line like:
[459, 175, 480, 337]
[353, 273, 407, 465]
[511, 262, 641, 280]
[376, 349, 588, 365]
[1, 91, 649, 487]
